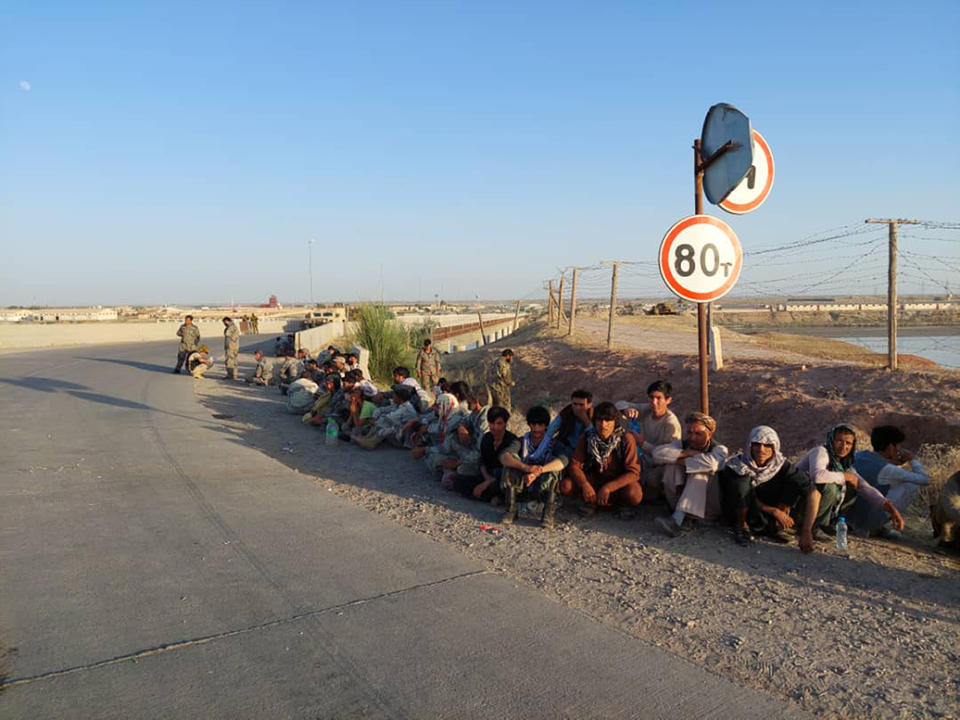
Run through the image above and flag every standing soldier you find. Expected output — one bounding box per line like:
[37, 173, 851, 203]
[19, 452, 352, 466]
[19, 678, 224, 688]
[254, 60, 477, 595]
[488, 348, 516, 411]
[250, 312, 259, 334]
[173, 315, 201, 374]
[415, 339, 442, 394]
[222, 316, 241, 380]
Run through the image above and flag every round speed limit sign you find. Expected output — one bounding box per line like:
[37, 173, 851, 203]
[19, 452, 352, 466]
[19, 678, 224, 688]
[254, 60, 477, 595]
[658, 215, 742, 303]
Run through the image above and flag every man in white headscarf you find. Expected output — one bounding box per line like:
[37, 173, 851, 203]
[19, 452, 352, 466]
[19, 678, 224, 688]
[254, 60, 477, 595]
[719, 426, 816, 548]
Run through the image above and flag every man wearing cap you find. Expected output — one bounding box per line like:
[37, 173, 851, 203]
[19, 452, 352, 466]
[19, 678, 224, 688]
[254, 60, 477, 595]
[173, 315, 201, 374]
[187, 345, 214, 379]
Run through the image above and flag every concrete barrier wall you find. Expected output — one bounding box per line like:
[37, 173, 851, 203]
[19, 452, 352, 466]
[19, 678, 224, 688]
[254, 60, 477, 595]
[0, 319, 295, 351]
[294, 322, 357, 352]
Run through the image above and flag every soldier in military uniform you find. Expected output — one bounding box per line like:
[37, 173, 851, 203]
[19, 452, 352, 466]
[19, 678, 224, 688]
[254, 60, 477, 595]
[245, 349, 276, 385]
[222, 316, 241, 380]
[173, 315, 201, 374]
[415, 339, 442, 394]
[488, 348, 516, 411]
[187, 345, 214, 379]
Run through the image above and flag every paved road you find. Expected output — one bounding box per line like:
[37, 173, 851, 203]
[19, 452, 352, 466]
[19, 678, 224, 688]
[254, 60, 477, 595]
[0, 341, 807, 718]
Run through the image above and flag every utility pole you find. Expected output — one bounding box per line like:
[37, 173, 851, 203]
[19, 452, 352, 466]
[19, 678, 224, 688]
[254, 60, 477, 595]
[567, 267, 579, 336]
[513, 299, 521, 334]
[866, 218, 921, 370]
[601, 261, 620, 348]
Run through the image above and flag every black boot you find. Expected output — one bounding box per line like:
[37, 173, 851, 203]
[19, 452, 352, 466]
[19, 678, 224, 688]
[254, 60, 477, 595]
[501, 485, 517, 525]
[540, 490, 556, 529]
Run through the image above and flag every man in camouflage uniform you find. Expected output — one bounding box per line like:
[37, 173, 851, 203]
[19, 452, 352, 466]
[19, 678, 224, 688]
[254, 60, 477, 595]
[488, 348, 516, 411]
[415, 339, 442, 394]
[250, 312, 259, 334]
[245, 349, 276, 385]
[222, 316, 241, 380]
[173, 315, 201, 374]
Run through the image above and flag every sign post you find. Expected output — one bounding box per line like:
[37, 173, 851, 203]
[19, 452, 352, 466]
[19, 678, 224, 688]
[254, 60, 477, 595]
[662, 104, 771, 413]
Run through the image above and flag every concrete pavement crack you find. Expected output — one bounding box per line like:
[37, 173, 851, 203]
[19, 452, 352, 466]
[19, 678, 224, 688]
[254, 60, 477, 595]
[2, 568, 489, 690]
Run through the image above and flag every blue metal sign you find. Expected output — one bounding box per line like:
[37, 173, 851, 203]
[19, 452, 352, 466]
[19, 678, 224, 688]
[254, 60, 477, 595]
[701, 103, 754, 205]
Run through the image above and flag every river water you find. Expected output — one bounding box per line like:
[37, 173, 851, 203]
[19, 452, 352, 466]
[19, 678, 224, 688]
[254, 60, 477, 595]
[753, 326, 960, 369]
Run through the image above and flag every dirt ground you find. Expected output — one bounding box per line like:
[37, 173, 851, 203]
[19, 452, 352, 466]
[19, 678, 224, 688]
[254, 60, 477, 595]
[195, 320, 960, 719]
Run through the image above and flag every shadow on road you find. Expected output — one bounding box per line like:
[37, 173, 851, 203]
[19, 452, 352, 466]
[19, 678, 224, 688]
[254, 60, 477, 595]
[0, 377, 88, 392]
[79, 356, 172, 373]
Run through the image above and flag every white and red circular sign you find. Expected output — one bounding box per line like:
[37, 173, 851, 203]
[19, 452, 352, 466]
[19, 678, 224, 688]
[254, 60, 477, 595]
[659, 215, 743, 303]
[719, 130, 774, 214]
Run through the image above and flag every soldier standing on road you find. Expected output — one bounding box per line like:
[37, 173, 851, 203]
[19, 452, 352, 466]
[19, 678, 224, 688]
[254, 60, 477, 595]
[250, 312, 259, 334]
[488, 348, 516, 411]
[173, 315, 201, 374]
[222, 316, 240, 380]
[415, 339, 442, 394]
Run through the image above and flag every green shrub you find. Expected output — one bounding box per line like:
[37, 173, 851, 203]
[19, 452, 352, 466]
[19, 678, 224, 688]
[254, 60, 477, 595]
[348, 304, 415, 385]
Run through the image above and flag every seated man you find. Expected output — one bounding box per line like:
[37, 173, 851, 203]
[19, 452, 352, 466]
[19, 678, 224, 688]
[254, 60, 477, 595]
[303, 375, 339, 425]
[245, 349, 277, 386]
[345, 368, 379, 399]
[719, 426, 817, 548]
[451, 406, 512, 503]
[343, 387, 377, 438]
[932, 471, 960, 552]
[275, 351, 300, 394]
[560, 401, 643, 514]
[432, 394, 491, 484]
[848, 424, 930, 538]
[423, 388, 477, 474]
[653, 412, 728, 537]
[285, 372, 319, 414]
[353, 385, 419, 450]
[187, 345, 214, 379]
[796, 424, 905, 544]
[413, 382, 470, 459]
[545, 389, 593, 472]
[304, 358, 324, 384]
[500, 406, 566, 528]
[615, 380, 682, 501]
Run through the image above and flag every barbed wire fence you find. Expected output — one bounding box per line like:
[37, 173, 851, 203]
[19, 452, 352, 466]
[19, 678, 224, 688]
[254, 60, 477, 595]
[537, 220, 959, 359]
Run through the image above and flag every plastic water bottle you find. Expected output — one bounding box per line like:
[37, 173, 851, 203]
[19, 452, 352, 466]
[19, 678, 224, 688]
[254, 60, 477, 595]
[835, 516, 848, 551]
[325, 419, 338, 446]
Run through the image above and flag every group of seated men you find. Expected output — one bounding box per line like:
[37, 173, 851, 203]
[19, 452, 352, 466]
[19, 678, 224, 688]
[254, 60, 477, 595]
[245, 347, 930, 553]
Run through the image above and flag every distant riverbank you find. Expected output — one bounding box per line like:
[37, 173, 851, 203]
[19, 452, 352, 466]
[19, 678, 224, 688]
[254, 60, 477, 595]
[735, 325, 960, 369]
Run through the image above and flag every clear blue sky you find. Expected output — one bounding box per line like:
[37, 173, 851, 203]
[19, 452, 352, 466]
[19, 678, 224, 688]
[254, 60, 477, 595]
[2, 1, 957, 306]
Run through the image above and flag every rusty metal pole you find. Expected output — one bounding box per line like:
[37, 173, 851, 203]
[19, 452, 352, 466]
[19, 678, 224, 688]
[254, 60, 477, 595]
[512, 299, 521, 334]
[607, 262, 618, 348]
[694, 139, 709, 414]
[568, 267, 578, 336]
[548, 280, 555, 325]
[556, 274, 565, 330]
